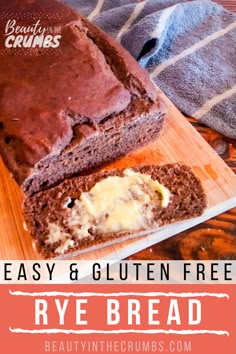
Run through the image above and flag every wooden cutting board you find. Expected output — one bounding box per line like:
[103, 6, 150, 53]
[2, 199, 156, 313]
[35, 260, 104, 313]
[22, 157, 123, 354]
[0, 89, 236, 260]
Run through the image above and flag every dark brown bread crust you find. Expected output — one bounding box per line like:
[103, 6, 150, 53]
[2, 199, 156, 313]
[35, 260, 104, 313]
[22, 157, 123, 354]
[0, 0, 165, 194]
[23, 164, 207, 259]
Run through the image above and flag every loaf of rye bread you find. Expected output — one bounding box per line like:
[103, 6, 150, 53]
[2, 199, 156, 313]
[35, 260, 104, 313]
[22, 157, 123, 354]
[23, 164, 207, 259]
[0, 0, 165, 195]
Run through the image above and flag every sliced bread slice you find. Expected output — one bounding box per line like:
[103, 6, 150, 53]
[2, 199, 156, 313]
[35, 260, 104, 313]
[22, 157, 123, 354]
[23, 163, 207, 258]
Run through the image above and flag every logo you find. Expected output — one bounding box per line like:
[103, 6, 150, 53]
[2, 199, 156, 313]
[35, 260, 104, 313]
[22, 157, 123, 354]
[4, 19, 62, 49]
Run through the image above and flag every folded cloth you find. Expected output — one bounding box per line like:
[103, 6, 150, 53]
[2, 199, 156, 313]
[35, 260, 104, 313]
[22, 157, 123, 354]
[63, 0, 236, 139]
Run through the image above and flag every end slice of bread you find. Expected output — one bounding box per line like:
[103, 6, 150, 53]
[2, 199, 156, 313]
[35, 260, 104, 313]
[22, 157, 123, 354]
[23, 163, 207, 258]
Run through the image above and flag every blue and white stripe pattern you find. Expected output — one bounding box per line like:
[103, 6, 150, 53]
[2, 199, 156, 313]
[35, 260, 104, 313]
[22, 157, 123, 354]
[63, 0, 236, 138]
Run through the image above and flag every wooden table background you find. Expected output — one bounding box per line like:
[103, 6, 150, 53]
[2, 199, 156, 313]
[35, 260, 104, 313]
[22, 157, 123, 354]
[128, 0, 236, 260]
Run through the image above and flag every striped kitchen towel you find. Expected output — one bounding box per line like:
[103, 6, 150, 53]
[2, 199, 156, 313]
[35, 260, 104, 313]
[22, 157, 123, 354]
[63, 0, 236, 139]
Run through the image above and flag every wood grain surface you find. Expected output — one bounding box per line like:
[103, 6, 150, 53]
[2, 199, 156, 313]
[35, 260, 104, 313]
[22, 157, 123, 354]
[212, 0, 236, 12]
